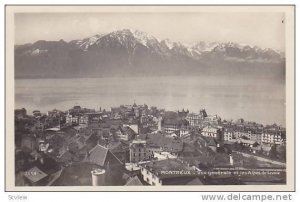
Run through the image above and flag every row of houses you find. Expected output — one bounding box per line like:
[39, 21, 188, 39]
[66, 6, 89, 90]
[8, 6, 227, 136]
[202, 125, 285, 146]
[160, 108, 285, 147]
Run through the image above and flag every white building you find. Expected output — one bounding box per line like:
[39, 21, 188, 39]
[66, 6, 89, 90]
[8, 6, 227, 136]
[66, 112, 79, 125]
[186, 113, 202, 127]
[262, 131, 283, 145]
[79, 115, 89, 125]
[140, 165, 162, 186]
[139, 159, 196, 186]
[201, 125, 223, 140]
[224, 129, 234, 141]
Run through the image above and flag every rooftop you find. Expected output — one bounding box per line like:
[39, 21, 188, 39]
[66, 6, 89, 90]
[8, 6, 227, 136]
[163, 176, 204, 185]
[139, 133, 183, 153]
[85, 144, 123, 167]
[125, 175, 143, 186]
[85, 144, 109, 167]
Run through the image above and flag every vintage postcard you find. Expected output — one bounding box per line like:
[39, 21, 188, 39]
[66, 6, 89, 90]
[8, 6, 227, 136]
[5, 5, 295, 191]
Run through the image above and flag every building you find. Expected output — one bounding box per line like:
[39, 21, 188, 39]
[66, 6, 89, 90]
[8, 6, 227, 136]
[15, 108, 27, 119]
[66, 106, 96, 125]
[250, 132, 263, 144]
[79, 115, 89, 125]
[139, 159, 199, 186]
[129, 139, 152, 163]
[163, 119, 189, 134]
[186, 113, 202, 127]
[84, 144, 125, 185]
[123, 123, 139, 134]
[125, 175, 144, 186]
[85, 144, 123, 166]
[224, 128, 234, 141]
[47, 109, 63, 118]
[203, 114, 221, 125]
[237, 138, 258, 148]
[140, 115, 149, 124]
[185, 109, 207, 127]
[178, 128, 190, 137]
[262, 130, 283, 145]
[118, 126, 137, 141]
[139, 133, 183, 155]
[32, 110, 42, 117]
[66, 113, 79, 125]
[201, 125, 223, 141]
[177, 109, 189, 119]
[31, 119, 45, 133]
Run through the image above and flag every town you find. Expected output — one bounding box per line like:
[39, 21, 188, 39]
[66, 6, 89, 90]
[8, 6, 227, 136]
[14, 103, 286, 186]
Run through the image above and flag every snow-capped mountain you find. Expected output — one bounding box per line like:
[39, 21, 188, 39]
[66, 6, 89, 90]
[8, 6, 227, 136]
[64, 29, 285, 62]
[70, 34, 104, 51]
[15, 29, 285, 79]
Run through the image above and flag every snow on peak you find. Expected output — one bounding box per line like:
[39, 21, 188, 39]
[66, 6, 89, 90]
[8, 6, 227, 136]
[130, 29, 157, 46]
[31, 48, 48, 56]
[79, 34, 104, 50]
[69, 29, 283, 60]
[161, 39, 175, 50]
[191, 41, 220, 52]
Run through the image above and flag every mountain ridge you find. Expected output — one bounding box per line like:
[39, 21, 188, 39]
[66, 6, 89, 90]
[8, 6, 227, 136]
[15, 29, 285, 80]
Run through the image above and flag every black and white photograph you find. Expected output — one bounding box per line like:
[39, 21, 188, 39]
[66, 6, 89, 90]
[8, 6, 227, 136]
[5, 5, 295, 191]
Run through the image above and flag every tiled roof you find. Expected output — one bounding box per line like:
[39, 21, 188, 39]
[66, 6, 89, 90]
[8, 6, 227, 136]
[238, 139, 257, 145]
[140, 133, 183, 152]
[206, 137, 218, 147]
[120, 126, 136, 138]
[164, 118, 188, 126]
[125, 176, 143, 186]
[85, 144, 109, 167]
[85, 144, 124, 167]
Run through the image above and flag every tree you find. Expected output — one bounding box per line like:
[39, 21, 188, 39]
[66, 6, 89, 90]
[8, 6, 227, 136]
[232, 142, 242, 151]
[269, 145, 278, 159]
[277, 145, 286, 162]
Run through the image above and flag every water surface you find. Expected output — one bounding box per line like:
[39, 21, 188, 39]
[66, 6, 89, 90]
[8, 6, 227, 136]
[15, 76, 285, 126]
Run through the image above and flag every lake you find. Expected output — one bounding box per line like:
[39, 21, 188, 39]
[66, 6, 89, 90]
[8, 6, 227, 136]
[15, 76, 285, 126]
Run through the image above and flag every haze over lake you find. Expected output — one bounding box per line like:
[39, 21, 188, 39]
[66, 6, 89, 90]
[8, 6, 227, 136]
[15, 76, 285, 126]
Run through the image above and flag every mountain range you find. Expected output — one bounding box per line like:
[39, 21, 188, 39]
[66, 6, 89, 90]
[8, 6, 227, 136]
[14, 29, 285, 80]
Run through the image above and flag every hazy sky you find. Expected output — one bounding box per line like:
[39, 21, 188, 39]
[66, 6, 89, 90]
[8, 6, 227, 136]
[15, 12, 285, 50]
